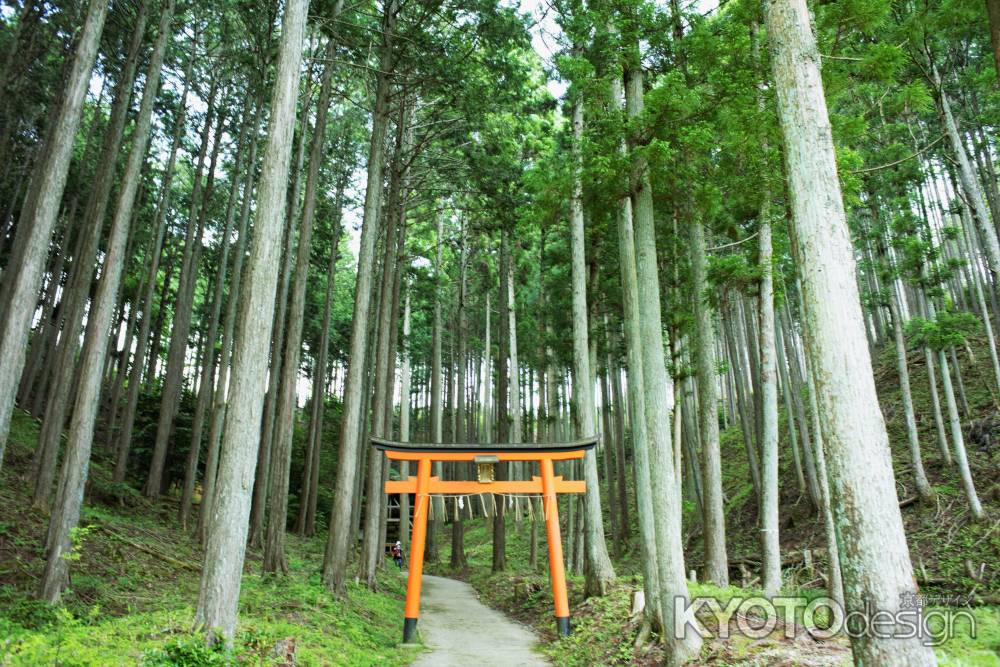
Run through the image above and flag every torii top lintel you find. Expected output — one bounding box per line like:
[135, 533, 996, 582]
[371, 435, 597, 457]
[376, 436, 595, 495]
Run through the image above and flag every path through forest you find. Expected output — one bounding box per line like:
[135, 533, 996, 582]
[408, 574, 549, 667]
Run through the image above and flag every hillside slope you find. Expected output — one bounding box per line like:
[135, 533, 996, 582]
[0, 411, 417, 666]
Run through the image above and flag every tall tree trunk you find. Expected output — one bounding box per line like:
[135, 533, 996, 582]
[298, 180, 345, 537]
[450, 224, 468, 572]
[599, 367, 621, 554]
[322, 0, 398, 595]
[398, 290, 412, 553]
[264, 41, 339, 574]
[427, 211, 445, 564]
[37, 0, 173, 601]
[0, 0, 109, 471]
[888, 282, 934, 502]
[765, 1, 934, 662]
[924, 296, 984, 518]
[611, 67, 663, 633]
[193, 0, 310, 640]
[492, 234, 511, 573]
[361, 100, 411, 585]
[568, 96, 616, 596]
[179, 105, 253, 528]
[608, 333, 630, 547]
[775, 315, 807, 497]
[724, 297, 762, 500]
[625, 62, 699, 663]
[758, 207, 781, 597]
[987, 0, 1000, 84]
[507, 250, 522, 449]
[779, 306, 821, 508]
[250, 101, 309, 547]
[19, 232, 68, 411]
[690, 219, 727, 586]
[145, 80, 223, 498]
[197, 93, 264, 540]
[30, 0, 150, 502]
[933, 62, 1000, 289]
[482, 288, 492, 444]
[957, 202, 1000, 392]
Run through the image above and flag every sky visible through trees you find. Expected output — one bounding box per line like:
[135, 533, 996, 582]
[0, 0, 999, 665]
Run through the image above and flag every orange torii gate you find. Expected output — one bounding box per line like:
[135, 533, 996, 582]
[374, 436, 596, 643]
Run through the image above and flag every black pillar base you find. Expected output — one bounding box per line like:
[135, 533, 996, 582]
[556, 616, 571, 637]
[403, 617, 419, 643]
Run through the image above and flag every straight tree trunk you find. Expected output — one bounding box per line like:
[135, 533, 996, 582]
[145, 81, 222, 497]
[29, 0, 150, 501]
[611, 67, 664, 632]
[264, 43, 339, 574]
[801, 346, 845, 606]
[924, 297, 984, 519]
[957, 202, 1000, 392]
[568, 96, 615, 596]
[197, 93, 264, 539]
[451, 225, 468, 572]
[758, 207, 781, 597]
[608, 335, 630, 546]
[193, 0, 311, 640]
[724, 298, 762, 500]
[37, 0, 174, 601]
[0, 0, 109, 471]
[765, 1, 935, 662]
[888, 282, 934, 502]
[690, 219, 727, 586]
[322, 0, 398, 595]
[625, 62, 699, 662]
[250, 102, 309, 547]
[398, 291, 412, 553]
[779, 306, 821, 508]
[426, 211, 445, 563]
[987, 0, 1000, 84]
[298, 181, 345, 537]
[179, 107, 252, 528]
[361, 101, 411, 584]
[482, 288, 492, 444]
[493, 234, 511, 573]
[934, 62, 1000, 288]
[775, 315, 807, 497]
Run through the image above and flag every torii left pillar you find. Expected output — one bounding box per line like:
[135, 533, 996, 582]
[372, 436, 597, 644]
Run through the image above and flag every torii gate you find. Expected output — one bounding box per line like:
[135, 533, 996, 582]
[374, 436, 596, 643]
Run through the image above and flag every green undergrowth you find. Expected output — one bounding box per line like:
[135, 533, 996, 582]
[430, 519, 998, 665]
[0, 409, 416, 666]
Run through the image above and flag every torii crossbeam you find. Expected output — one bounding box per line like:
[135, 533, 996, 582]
[373, 436, 597, 643]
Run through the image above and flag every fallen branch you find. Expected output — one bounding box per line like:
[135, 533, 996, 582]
[97, 526, 200, 572]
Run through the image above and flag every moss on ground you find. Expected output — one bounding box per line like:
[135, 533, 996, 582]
[0, 410, 418, 666]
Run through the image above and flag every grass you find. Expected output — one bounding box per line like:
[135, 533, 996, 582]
[3, 331, 999, 665]
[418, 332, 1000, 665]
[0, 409, 419, 666]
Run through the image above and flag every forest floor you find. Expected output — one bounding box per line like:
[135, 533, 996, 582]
[0, 409, 420, 666]
[426, 333, 1000, 666]
[1, 333, 999, 665]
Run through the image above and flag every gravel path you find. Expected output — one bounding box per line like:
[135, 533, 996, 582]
[408, 574, 550, 667]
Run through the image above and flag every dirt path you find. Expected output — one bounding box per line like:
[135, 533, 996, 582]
[408, 574, 550, 667]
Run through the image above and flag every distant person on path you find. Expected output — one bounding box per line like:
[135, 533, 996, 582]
[392, 541, 404, 570]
